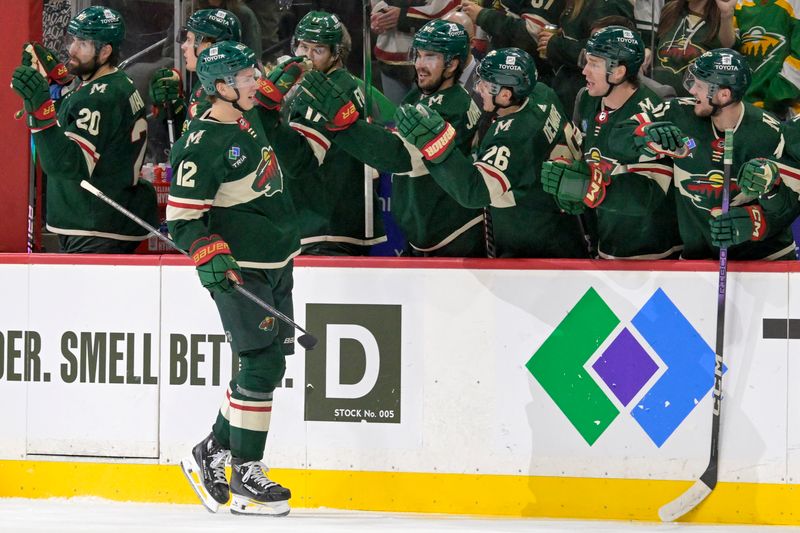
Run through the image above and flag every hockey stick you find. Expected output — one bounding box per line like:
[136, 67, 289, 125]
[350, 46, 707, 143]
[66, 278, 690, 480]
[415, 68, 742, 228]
[27, 135, 36, 253]
[165, 99, 176, 148]
[658, 128, 733, 522]
[117, 37, 169, 70]
[363, 0, 375, 239]
[78, 179, 319, 351]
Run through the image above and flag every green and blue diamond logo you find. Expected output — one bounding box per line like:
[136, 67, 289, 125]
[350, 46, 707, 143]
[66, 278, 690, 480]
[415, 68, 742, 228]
[527, 287, 721, 447]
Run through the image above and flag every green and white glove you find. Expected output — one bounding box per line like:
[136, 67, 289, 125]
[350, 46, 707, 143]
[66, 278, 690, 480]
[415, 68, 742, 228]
[293, 70, 359, 130]
[148, 67, 185, 116]
[633, 121, 690, 158]
[709, 205, 767, 248]
[738, 157, 779, 196]
[22, 42, 72, 86]
[256, 55, 308, 110]
[394, 103, 455, 164]
[189, 235, 243, 294]
[541, 159, 594, 204]
[11, 65, 56, 131]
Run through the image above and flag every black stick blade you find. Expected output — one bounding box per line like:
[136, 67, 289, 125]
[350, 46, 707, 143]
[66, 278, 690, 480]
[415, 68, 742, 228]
[297, 333, 318, 351]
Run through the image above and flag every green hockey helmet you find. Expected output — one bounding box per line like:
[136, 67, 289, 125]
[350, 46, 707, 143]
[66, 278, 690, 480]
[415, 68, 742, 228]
[412, 19, 469, 65]
[184, 9, 242, 44]
[685, 48, 751, 101]
[477, 47, 537, 100]
[583, 25, 645, 81]
[292, 11, 344, 55]
[67, 6, 125, 46]
[196, 41, 258, 95]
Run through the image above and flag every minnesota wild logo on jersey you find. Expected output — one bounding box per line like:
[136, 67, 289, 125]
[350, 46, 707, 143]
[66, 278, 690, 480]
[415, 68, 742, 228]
[740, 26, 786, 71]
[657, 36, 707, 75]
[677, 168, 747, 214]
[254, 147, 282, 195]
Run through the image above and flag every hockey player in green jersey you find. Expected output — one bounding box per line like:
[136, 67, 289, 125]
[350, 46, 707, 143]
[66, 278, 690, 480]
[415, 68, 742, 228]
[149, 9, 242, 132]
[11, 6, 156, 253]
[169, 41, 314, 516]
[610, 49, 800, 260]
[285, 10, 387, 255]
[292, 18, 486, 257]
[540, 26, 683, 259]
[391, 47, 589, 258]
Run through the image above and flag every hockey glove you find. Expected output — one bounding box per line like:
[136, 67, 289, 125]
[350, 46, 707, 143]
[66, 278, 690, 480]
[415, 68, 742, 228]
[394, 103, 455, 164]
[22, 42, 72, 86]
[11, 65, 56, 132]
[541, 159, 596, 204]
[189, 235, 243, 294]
[149, 68, 185, 116]
[293, 70, 359, 130]
[738, 157, 780, 196]
[709, 205, 768, 248]
[633, 121, 690, 158]
[255, 55, 308, 110]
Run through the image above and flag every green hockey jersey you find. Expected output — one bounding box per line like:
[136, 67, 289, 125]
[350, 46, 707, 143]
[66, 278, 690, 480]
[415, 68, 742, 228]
[333, 83, 486, 256]
[425, 83, 589, 258]
[35, 69, 157, 240]
[574, 85, 682, 259]
[167, 109, 300, 267]
[612, 98, 800, 260]
[735, 0, 800, 116]
[286, 67, 387, 253]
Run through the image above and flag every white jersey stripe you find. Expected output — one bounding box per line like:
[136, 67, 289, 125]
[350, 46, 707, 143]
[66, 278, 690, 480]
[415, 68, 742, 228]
[65, 131, 100, 176]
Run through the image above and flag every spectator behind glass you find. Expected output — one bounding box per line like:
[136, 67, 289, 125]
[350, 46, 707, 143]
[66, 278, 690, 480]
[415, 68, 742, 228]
[536, 0, 634, 117]
[459, 0, 562, 82]
[199, 0, 263, 60]
[653, 0, 735, 97]
[244, 0, 281, 63]
[371, 0, 461, 105]
[735, 0, 800, 117]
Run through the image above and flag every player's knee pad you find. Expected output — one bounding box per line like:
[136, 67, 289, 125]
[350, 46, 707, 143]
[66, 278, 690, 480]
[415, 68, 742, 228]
[236, 344, 286, 395]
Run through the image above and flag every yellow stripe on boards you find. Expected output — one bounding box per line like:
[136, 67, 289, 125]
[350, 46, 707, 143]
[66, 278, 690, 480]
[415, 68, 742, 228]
[2, 460, 800, 525]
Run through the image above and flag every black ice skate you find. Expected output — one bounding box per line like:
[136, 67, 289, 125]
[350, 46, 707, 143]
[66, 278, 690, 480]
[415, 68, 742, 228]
[229, 459, 291, 516]
[180, 432, 231, 513]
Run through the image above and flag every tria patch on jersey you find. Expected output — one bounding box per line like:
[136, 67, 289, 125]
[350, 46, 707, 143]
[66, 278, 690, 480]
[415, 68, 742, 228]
[228, 145, 248, 168]
[252, 147, 283, 196]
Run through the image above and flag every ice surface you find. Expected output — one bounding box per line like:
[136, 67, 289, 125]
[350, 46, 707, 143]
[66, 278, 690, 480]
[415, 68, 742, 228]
[1, 498, 799, 533]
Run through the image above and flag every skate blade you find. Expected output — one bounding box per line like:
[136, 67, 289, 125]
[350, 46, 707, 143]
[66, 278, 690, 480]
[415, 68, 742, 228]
[230, 494, 290, 517]
[179, 456, 221, 513]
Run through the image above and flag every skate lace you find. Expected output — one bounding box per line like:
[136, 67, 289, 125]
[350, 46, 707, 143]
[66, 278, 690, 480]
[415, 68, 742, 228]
[209, 449, 230, 485]
[241, 461, 278, 490]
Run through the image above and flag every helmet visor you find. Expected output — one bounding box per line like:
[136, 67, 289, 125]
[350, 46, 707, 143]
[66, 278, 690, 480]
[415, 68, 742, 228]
[293, 39, 332, 60]
[411, 48, 446, 70]
[683, 69, 716, 97]
[231, 68, 262, 90]
[474, 77, 502, 96]
[63, 35, 97, 55]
